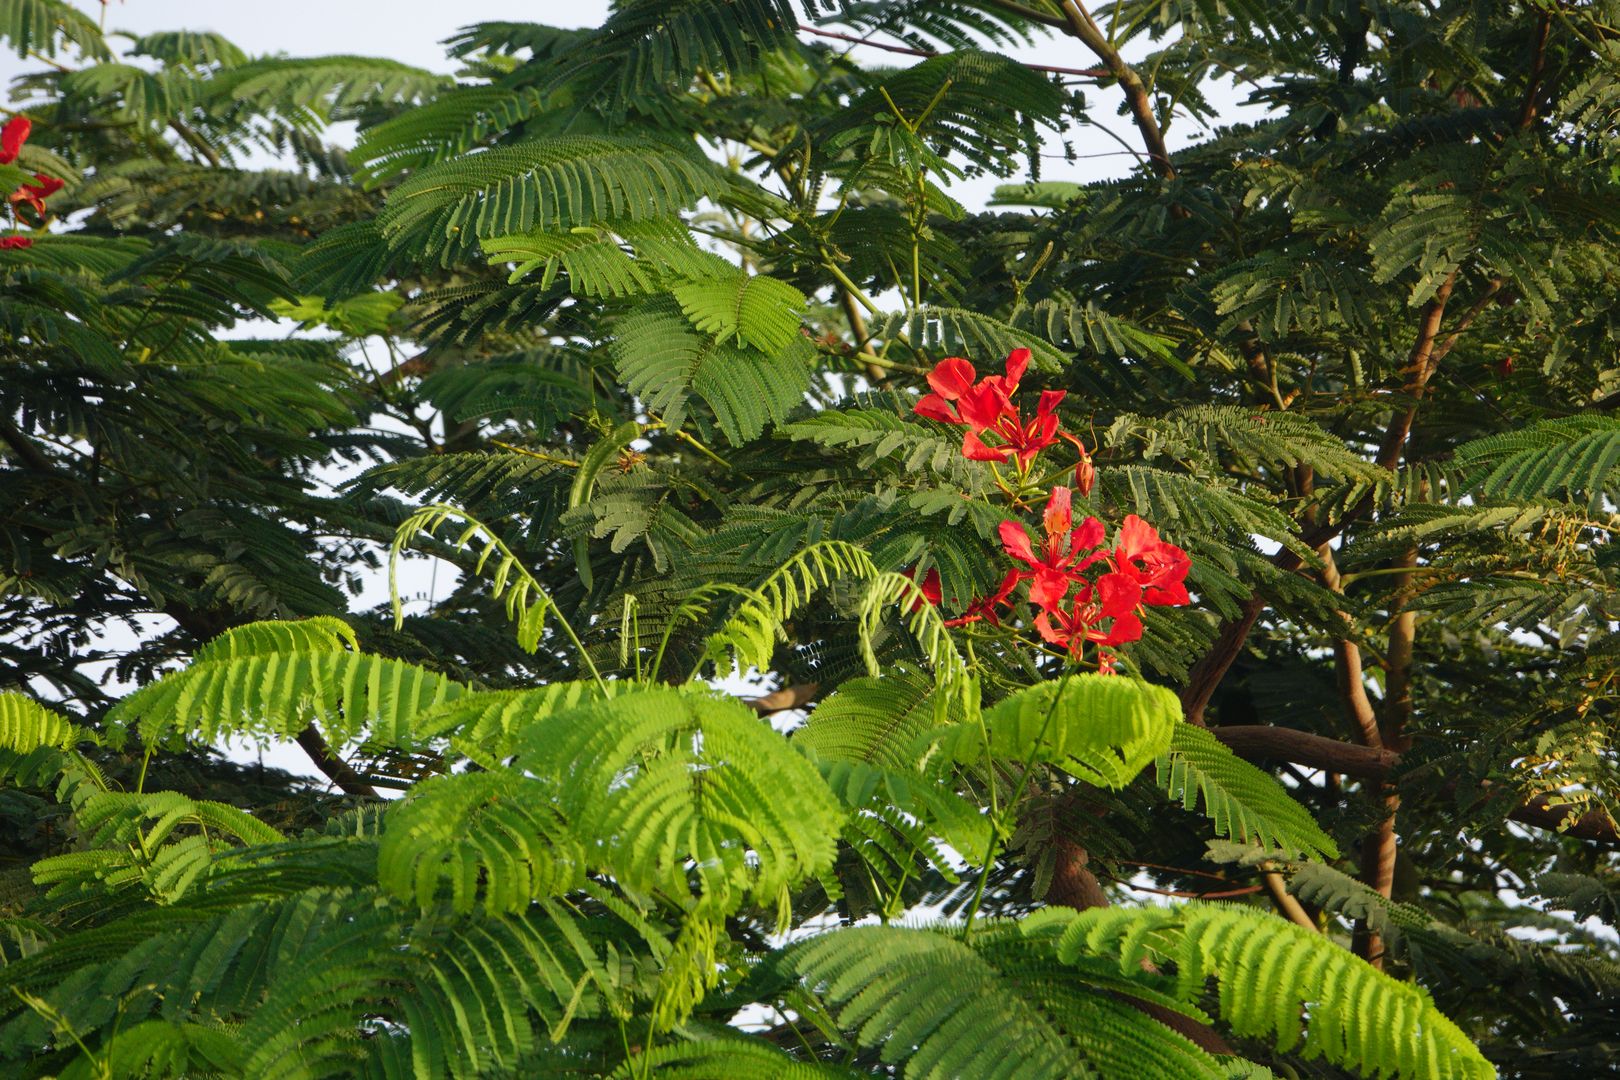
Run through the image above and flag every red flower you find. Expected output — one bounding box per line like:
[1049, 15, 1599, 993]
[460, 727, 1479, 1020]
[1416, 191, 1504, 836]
[0, 235, 31, 249]
[913, 357, 979, 424]
[998, 486, 1106, 610]
[1109, 515, 1191, 607]
[1035, 592, 1143, 660]
[0, 117, 29, 165]
[962, 388, 1066, 469]
[913, 349, 1063, 469]
[985, 347, 1030, 397]
[900, 566, 942, 614]
[9, 174, 62, 218]
[944, 568, 1020, 628]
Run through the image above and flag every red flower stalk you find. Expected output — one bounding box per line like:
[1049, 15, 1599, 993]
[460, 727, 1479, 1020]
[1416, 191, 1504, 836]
[1108, 515, 1191, 607]
[998, 486, 1106, 610]
[0, 117, 28, 165]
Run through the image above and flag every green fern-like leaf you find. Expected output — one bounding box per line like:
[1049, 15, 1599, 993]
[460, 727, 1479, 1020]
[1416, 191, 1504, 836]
[612, 296, 813, 445]
[671, 271, 808, 353]
[1040, 902, 1496, 1079]
[0, 0, 109, 59]
[378, 770, 586, 914]
[508, 687, 845, 925]
[378, 136, 728, 264]
[106, 617, 468, 749]
[0, 693, 80, 754]
[933, 675, 1180, 790]
[784, 920, 1225, 1079]
[1157, 724, 1339, 860]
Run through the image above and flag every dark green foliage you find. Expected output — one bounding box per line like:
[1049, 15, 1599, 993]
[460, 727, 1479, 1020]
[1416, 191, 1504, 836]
[3, 1, 1619, 1076]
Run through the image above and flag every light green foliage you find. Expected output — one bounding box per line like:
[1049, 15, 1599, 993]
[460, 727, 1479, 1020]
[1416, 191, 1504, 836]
[0, 693, 79, 754]
[34, 790, 283, 903]
[379, 136, 728, 264]
[1158, 724, 1339, 860]
[612, 296, 815, 445]
[794, 664, 952, 769]
[935, 675, 1180, 790]
[108, 617, 467, 749]
[509, 687, 844, 923]
[5, 0, 1613, 1074]
[672, 271, 809, 353]
[784, 921, 1226, 1079]
[1042, 904, 1496, 1080]
[379, 770, 586, 914]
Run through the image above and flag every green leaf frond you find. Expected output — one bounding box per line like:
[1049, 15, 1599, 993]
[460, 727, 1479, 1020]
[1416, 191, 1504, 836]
[390, 504, 600, 680]
[378, 135, 729, 265]
[506, 687, 845, 925]
[378, 770, 585, 915]
[1039, 903, 1497, 1080]
[1450, 415, 1620, 511]
[783, 920, 1225, 1079]
[0, 0, 109, 60]
[933, 675, 1180, 791]
[870, 305, 1067, 371]
[545, 0, 799, 118]
[105, 617, 467, 750]
[483, 217, 729, 297]
[611, 295, 814, 445]
[1157, 724, 1339, 861]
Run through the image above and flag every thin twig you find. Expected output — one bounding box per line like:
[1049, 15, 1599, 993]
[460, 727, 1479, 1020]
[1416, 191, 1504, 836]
[796, 24, 1106, 79]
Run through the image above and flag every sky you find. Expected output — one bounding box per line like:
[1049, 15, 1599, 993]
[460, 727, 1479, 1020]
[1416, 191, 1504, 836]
[3, 1, 1257, 783]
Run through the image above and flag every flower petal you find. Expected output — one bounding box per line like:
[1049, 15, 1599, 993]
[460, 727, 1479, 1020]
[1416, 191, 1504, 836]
[956, 383, 1010, 430]
[1072, 516, 1105, 551]
[1003, 347, 1030, 389]
[913, 394, 959, 423]
[998, 520, 1036, 564]
[1029, 570, 1073, 611]
[1096, 572, 1141, 618]
[1043, 486, 1072, 541]
[1034, 611, 1065, 645]
[0, 235, 32, 250]
[1104, 611, 1143, 645]
[962, 428, 1010, 462]
[926, 357, 976, 400]
[1115, 514, 1159, 564]
[0, 117, 29, 165]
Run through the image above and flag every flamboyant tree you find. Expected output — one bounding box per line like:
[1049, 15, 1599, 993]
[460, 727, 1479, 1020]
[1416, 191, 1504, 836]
[1, 0, 1618, 1076]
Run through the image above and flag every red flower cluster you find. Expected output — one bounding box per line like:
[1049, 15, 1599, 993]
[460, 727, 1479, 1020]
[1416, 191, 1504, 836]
[904, 350, 1192, 670]
[1, 117, 63, 250]
[914, 348, 1064, 469]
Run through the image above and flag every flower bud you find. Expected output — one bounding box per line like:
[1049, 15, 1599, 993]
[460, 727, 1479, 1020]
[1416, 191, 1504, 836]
[1075, 456, 1095, 498]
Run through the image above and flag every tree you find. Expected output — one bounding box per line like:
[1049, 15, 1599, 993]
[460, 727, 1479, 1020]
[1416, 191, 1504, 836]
[0, 0, 1617, 1076]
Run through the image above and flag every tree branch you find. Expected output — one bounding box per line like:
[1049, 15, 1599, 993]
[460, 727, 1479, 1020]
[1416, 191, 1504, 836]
[1211, 725, 1397, 779]
[745, 682, 819, 713]
[1053, 0, 1175, 178]
[1180, 270, 1464, 724]
[293, 725, 381, 798]
[1209, 725, 1619, 844]
[0, 415, 56, 474]
[1517, 12, 1553, 132]
[796, 24, 1106, 78]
